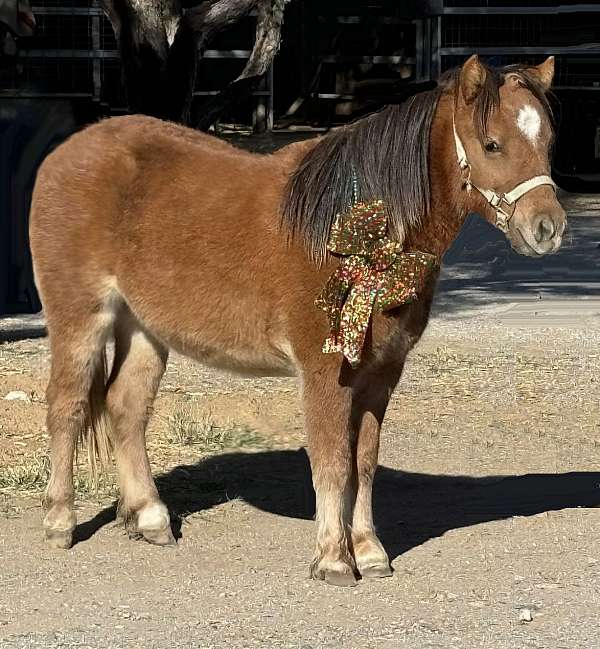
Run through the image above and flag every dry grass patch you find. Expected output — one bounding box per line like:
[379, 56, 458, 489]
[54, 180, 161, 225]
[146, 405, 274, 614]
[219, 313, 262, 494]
[0, 454, 49, 492]
[163, 403, 263, 451]
[0, 453, 118, 497]
[0, 404, 264, 499]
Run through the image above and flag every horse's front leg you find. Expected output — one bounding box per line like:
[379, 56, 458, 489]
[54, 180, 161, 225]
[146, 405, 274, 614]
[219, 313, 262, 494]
[350, 367, 402, 579]
[303, 360, 357, 587]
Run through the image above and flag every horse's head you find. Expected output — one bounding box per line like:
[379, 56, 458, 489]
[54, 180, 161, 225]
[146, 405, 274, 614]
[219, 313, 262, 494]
[453, 55, 565, 256]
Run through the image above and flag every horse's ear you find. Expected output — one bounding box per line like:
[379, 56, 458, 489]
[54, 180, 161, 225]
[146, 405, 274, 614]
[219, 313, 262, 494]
[459, 54, 487, 104]
[529, 56, 555, 92]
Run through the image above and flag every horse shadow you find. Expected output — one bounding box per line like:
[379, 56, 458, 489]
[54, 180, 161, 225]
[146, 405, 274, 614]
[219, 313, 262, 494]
[74, 448, 600, 561]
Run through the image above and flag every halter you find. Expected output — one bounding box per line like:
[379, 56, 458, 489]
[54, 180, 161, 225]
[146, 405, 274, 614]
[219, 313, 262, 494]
[453, 117, 556, 233]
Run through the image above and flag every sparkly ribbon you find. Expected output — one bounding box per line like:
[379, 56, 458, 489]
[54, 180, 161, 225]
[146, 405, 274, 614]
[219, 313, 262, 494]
[315, 200, 437, 367]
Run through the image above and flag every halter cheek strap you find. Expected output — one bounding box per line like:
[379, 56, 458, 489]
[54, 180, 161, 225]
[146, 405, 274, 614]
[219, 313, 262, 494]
[453, 118, 557, 233]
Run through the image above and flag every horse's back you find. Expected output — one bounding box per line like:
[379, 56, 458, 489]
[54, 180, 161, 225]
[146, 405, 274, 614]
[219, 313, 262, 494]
[30, 114, 282, 281]
[30, 114, 255, 228]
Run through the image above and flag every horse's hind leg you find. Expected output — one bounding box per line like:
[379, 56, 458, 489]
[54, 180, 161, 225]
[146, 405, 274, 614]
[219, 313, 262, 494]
[303, 360, 357, 587]
[43, 312, 113, 549]
[106, 308, 173, 545]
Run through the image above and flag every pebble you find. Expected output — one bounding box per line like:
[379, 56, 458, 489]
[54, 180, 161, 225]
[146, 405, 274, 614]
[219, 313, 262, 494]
[3, 390, 30, 402]
[519, 608, 533, 623]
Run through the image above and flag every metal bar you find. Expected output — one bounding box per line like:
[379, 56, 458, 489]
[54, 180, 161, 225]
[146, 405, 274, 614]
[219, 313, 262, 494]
[0, 91, 94, 97]
[201, 49, 252, 58]
[18, 49, 252, 60]
[442, 5, 600, 15]
[432, 15, 441, 80]
[317, 16, 409, 24]
[91, 15, 101, 100]
[266, 62, 274, 132]
[315, 93, 369, 99]
[18, 49, 120, 59]
[415, 19, 424, 81]
[30, 6, 105, 15]
[29, 5, 255, 17]
[424, 17, 432, 81]
[193, 91, 272, 96]
[321, 55, 406, 64]
[440, 45, 600, 56]
[19, 49, 255, 59]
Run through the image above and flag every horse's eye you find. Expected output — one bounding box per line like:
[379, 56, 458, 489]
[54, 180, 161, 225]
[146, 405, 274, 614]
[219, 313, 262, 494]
[485, 140, 500, 153]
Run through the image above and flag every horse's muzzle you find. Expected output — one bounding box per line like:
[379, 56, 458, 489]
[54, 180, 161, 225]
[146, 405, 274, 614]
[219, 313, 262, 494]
[511, 209, 567, 257]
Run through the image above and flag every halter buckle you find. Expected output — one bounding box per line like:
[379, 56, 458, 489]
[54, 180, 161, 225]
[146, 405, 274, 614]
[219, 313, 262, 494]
[495, 210, 510, 233]
[489, 193, 503, 208]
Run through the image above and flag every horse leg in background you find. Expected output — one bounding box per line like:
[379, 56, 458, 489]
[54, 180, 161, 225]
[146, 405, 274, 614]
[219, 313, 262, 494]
[350, 366, 403, 578]
[106, 308, 173, 545]
[43, 308, 113, 549]
[304, 360, 356, 586]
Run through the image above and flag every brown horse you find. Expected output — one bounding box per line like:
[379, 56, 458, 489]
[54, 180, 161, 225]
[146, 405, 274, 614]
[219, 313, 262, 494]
[29, 55, 566, 587]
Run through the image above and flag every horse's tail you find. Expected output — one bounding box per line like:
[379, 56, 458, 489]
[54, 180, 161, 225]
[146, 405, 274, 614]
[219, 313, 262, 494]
[83, 348, 113, 482]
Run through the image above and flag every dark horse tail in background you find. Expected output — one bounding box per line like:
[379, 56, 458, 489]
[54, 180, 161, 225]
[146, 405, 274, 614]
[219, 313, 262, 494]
[29, 55, 565, 587]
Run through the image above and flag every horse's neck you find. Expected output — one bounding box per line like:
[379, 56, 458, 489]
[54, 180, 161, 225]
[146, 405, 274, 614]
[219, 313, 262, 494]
[277, 104, 471, 261]
[407, 94, 470, 259]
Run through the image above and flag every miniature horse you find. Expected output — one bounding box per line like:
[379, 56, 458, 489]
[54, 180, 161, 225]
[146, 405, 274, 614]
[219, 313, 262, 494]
[29, 55, 565, 586]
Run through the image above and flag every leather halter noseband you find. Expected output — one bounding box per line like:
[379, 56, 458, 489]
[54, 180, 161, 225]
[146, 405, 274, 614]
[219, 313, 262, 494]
[453, 118, 557, 233]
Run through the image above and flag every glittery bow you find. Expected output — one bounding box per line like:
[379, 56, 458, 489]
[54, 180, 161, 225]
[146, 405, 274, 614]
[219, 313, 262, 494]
[315, 200, 437, 367]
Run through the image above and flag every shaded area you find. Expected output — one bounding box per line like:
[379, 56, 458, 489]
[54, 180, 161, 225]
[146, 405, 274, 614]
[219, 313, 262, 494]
[0, 99, 80, 315]
[76, 449, 600, 561]
[0, 313, 45, 343]
[433, 214, 600, 318]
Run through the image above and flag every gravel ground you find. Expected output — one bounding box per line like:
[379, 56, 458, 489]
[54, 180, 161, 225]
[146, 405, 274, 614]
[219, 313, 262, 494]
[1, 216, 600, 649]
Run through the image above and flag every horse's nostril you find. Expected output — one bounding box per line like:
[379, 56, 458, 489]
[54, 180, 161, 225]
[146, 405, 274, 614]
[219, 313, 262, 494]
[534, 216, 555, 243]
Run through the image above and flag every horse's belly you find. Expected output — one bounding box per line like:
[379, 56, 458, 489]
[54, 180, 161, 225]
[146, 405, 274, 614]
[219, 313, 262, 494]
[176, 338, 298, 378]
[123, 292, 297, 377]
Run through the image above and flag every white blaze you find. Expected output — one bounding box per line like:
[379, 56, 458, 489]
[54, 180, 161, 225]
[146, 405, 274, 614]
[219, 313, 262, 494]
[517, 105, 541, 144]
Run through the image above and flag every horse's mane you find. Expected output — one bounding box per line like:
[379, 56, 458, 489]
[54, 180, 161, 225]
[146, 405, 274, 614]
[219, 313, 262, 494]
[280, 62, 553, 263]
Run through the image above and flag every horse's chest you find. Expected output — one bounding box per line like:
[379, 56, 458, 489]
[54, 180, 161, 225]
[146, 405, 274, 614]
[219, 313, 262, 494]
[370, 289, 435, 363]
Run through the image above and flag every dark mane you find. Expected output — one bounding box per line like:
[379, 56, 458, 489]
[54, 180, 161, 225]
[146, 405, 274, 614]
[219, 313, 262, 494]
[281, 62, 553, 263]
[281, 90, 441, 263]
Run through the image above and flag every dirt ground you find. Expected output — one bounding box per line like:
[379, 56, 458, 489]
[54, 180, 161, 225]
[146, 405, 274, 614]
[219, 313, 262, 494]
[1, 307, 600, 649]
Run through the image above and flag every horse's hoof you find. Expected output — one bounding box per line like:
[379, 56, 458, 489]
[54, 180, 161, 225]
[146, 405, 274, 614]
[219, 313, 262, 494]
[43, 508, 76, 549]
[323, 569, 358, 587]
[310, 557, 357, 587]
[142, 525, 176, 546]
[134, 502, 174, 546]
[359, 563, 393, 579]
[353, 535, 391, 579]
[45, 529, 73, 550]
